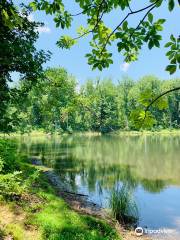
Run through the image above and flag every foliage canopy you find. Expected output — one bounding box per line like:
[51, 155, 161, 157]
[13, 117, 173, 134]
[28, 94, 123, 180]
[0, 0, 50, 131]
[26, 0, 180, 73]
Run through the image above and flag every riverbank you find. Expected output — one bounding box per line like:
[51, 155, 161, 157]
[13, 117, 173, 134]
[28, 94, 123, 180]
[1, 129, 180, 138]
[0, 177, 121, 240]
[0, 138, 152, 240]
[30, 158, 151, 240]
[0, 130, 101, 138]
[0, 166, 121, 239]
[110, 129, 180, 136]
[0, 138, 121, 240]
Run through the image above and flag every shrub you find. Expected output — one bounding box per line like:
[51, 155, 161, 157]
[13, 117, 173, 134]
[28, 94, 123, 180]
[0, 139, 39, 198]
[0, 139, 20, 173]
[0, 170, 24, 197]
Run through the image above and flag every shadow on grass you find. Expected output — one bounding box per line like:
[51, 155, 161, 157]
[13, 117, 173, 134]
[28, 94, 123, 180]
[25, 170, 121, 240]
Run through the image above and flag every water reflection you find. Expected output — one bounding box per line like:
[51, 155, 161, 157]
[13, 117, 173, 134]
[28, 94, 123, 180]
[16, 134, 180, 231]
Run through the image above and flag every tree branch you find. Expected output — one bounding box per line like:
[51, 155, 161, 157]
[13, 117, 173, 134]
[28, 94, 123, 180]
[126, 0, 133, 13]
[132, 4, 156, 35]
[70, 4, 95, 17]
[99, 1, 159, 54]
[72, 0, 107, 41]
[145, 87, 180, 113]
[142, 86, 180, 125]
[68, 0, 160, 55]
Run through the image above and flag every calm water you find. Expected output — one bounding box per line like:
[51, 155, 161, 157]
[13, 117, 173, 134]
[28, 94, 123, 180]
[17, 134, 180, 237]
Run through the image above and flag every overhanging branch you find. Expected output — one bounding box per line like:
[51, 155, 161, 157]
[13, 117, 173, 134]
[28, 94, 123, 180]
[100, 0, 160, 54]
[71, 0, 160, 44]
[72, 0, 107, 41]
[142, 86, 180, 126]
[145, 86, 180, 113]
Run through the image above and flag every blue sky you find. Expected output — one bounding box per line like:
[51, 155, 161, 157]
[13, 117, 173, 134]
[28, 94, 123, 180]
[15, 0, 180, 84]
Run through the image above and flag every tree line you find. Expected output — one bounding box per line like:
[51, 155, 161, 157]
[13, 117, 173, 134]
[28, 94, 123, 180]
[5, 67, 180, 133]
[1, 1, 179, 134]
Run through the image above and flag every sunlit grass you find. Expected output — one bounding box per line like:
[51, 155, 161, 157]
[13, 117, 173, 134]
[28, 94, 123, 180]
[112, 129, 180, 136]
[27, 191, 120, 240]
[5, 223, 24, 240]
[22, 170, 121, 240]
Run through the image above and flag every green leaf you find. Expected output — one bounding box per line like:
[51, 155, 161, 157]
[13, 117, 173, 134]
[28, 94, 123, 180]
[148, 40, 154, 49]
[165, 64, 176, 74]
[164, 42, 173, 48]
[29, 2, 37, 11]
[2, 9, 9, 20]
[170, 58, 177, 64]
[170, 34, 176, 42]
[155, 24, 163, 31]
[153, 0, 163, 7]
[97, 64, 103, 71]
[122, 21, 128, 30]
[154, 39, 160, 47]
[177, 54, 180, 63]
[157, 19, 166, 24]
[168, 0, 175, 11]
[56, 36, 77, 49]
[148, 13, 153, 23]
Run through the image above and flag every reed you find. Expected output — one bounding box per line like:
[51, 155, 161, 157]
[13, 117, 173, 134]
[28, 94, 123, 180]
[109, 184, 139, 225]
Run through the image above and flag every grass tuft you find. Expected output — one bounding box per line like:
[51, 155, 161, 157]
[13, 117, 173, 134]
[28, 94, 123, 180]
[109, 184, 139, 226]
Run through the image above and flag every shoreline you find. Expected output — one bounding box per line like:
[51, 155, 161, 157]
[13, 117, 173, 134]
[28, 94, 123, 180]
[1, 129, 180, 138]
[0, 156, 121, 240]
[31, 157, 151, 240]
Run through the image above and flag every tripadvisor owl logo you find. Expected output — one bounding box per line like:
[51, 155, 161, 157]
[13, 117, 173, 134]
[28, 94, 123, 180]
[135, 227, 144, 236]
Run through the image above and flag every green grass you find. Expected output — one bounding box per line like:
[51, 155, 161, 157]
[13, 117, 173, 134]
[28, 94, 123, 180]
[0, 162, 121, 240]
[26, 172, 121, 240]
[30, 194, 119, 240]
[0, 227, 5, 239]
[5, 223, 24, 240]
[111, 129, 180, 136]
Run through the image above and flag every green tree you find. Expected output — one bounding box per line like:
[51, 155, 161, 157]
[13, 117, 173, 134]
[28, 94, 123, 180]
[8, 71, 180, 133]
[0, 0, 50, 132]
[128, 76, 168, 129]
[13, 68, 77, 133]
[162, 78, 180, 128]
[80, 78, 119, 133]
[117, 76, 134, 129]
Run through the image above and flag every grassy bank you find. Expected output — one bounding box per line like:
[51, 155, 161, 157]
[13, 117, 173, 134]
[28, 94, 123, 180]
[0, 139, 121, 240]
[109, 129, 180, 136]
[1, 129, 180, 138]
[0, 130, 102, 138]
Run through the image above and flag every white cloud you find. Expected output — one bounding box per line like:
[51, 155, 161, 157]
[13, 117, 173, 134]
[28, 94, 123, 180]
[27, 14, 34, 22]
[120, 62, 130, 72]
[28, 14, 51, 34]
[37, 26, 51, 34]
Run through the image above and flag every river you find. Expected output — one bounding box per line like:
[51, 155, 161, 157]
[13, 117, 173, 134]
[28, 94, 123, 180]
[16, 134, 180, 239]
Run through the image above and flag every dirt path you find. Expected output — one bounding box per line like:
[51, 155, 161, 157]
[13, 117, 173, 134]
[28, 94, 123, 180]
[0, 204, 41, 240]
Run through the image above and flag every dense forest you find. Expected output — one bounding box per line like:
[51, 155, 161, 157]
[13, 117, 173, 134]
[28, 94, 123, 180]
[1, 1, 179, 134]
[4, 68, 180, 134]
